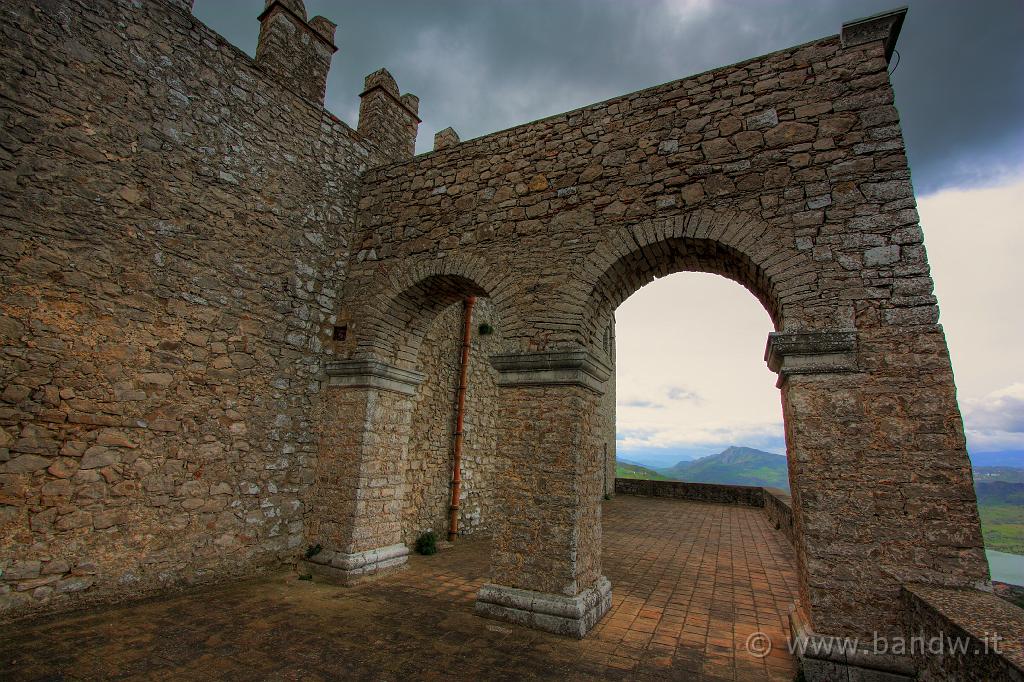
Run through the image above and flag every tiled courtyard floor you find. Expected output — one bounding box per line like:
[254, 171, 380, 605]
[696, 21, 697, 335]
[0, 495, 800, 681]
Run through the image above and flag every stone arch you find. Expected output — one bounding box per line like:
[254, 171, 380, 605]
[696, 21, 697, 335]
[352, 254, 520, 369]
[571, 208, 819, 352]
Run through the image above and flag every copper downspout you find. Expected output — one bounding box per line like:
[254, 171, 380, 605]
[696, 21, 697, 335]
[448, 296, 476, 541]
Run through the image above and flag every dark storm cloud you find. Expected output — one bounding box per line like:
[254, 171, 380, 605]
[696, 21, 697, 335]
[194, 0, 1023, 194]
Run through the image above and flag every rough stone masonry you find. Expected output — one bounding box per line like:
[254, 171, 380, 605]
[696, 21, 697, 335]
[0, 0, 989, 662]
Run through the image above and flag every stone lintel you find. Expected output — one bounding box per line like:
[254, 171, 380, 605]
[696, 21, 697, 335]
[841, 6, 907, 62]
[325, 359, 425, 395]
[475, 577, 612, 639]
[765, 331, 858, 387]
[789, 605, 915, 681]
[300, 543, 409, 586]
[489, 351, 611, 393]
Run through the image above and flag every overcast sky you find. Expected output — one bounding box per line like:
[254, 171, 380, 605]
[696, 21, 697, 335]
[194, 1, 1024, 466]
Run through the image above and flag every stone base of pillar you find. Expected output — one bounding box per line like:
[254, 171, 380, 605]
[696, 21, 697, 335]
[789, 605, 915, 681]
[299, 543, 409, 586]
[474, 576, 612, 639]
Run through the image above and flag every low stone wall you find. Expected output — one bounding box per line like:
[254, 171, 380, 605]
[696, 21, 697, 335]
[903, 583, 1024, 681]
[763, 487, 796, 547]
[614, 478, 799, 550]
[614, 478, 765, 507]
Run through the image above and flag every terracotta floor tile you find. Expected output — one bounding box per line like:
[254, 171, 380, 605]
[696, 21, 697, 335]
[0, 495, 799, 681]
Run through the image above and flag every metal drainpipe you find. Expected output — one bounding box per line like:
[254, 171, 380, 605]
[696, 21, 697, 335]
[448, 296, 475, 541]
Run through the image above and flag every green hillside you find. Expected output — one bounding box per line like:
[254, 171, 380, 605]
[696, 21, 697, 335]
[659, 446, 789, 489]
[616, 461, 670, 480]
[976, 482, 1024, 554]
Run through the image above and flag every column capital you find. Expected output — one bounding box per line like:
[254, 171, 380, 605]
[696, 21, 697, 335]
[325, 359, 425, 395]
[489, 350, 611, 393]
[765, 330, 858, 386]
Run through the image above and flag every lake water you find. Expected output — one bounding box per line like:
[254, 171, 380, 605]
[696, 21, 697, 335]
[987, 550, 1024, 586]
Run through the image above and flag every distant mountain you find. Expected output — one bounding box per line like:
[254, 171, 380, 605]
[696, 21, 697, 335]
[616, 461, 669, 480]
[658, 446, 789, 489]
[976, 482, 1024, 506]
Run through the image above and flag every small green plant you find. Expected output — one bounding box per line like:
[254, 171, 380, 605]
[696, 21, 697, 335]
[298, 573, 312, 581]
[603, 493, 612, 501]
[415, 531, 438, 555]
[478, 322, 494, 336]
[305, 543, 322, 559]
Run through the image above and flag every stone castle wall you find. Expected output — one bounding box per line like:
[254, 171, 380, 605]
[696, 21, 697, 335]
[0, 0, 367, 619]
[0, 0, 990, 655]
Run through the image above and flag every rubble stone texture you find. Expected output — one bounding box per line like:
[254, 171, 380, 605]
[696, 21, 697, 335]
[0, 0, 988, 650]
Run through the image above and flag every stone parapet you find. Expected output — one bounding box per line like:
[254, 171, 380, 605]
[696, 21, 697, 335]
[903, 583, 1024, 681]
[475, 577, 612, 639]
[614, 478, 765, 507]
[763, 487, 796, 547]
[790, 605, 916, 681]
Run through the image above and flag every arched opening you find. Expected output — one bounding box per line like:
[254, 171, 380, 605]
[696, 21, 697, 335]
[614, 272, 784, 481]
[361, 272, 509, 548]
[588, 237, 802, 676]
[305, 271, 509, 585]
[403, 294, 505, 546]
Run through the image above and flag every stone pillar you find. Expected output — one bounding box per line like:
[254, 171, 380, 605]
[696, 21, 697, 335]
[474, 351, 613, 638]
[767, 328, 988, 676]
[302, 360, 424, 584]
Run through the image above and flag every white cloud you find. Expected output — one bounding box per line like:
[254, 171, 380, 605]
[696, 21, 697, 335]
[962, 383, 1024, 453]
[919, 177, 1024, 402]
[615, 271, 782, 463]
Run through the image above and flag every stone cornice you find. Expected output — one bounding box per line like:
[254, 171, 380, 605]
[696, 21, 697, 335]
[489, 350, 612, 393]
[325, 359, 425, 395]
[841, 7, 907, 62]
[765, 331, 858, 387]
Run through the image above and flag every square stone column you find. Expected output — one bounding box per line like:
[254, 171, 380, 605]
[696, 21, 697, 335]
[767, 327, 988, 675]
[474, 351, 613, 638]
[302, 360, 424, 584]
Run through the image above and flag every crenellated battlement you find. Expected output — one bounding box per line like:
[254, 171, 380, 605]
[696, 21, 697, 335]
[255, 0, 337, 105]
[433, 127, 460, 151]
[357, 68, 421, 165]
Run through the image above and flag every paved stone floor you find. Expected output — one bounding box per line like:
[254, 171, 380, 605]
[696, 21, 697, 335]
[0, 495, 800, 680]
